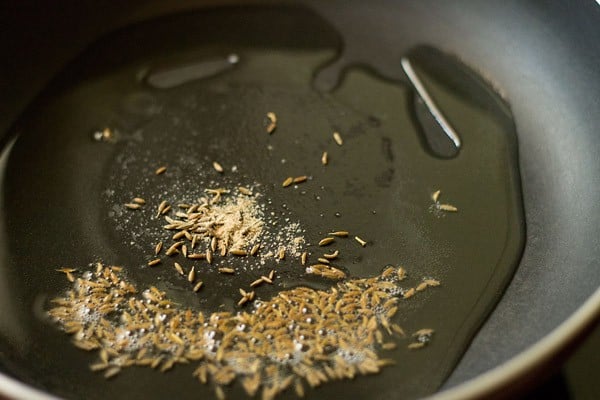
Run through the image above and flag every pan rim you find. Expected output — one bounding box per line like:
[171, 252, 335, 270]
[0, 290, 597, 399]
[430, 287, 600, 400]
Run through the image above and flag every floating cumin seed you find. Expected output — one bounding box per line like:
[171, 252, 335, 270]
[266, 112, 277, 134]
[193, 281, 203, 292]
[218, 267, 235, 274]
[154, 242, 163, 255]
[293, 176, 307, 184]
[354, 236, 367, 247]
[432, 190, 441, 202]
[333, 131, 343, 146]
[318, 237, 335, 246]
[329, 230, 349, 237]
[132, 197, 146, 205]
[301, 251, 307, 265]
[282, 177, 293, 187]
[147, 259, 161, 267]
[157, 200, 169, 217]
[439, 204, 458, 212]
[323, 250, 339, 260]
[187, 266, 196, 283]
[160, 205, 171, 215]
[155, 166, 167, 175]
[250, 243, 260, 256]
[230, 249, 247, 256]
[212, 161, 224, 173]
[238, 186, 252, 196]
[250, 278, 264, 287]
[321, 151, 328, 165]
[124, 203, 141, 210]
[174, 262, 184, 275]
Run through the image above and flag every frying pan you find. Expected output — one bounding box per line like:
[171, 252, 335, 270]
[0, 0, 599, 399]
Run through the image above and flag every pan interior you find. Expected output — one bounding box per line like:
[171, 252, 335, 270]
[0, 6, 524, 400]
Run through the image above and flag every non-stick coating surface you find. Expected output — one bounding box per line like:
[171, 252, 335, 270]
[0, 0, 598, 398]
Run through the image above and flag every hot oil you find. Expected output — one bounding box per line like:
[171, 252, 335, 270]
[0, 5, 523, 400]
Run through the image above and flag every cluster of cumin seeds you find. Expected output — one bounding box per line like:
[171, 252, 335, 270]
[50, 263, 435, 400]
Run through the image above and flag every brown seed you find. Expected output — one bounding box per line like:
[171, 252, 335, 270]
[439, 204, 458, 212]
[424, 279, 440, 287]
[397, 267, 407, 280]
[250, 243, 260, 256]
[238, 296, 249, 306]
[157, 200, 169, 216]
[239, 186, 252, 195]
[432, 190, 441, 202]
[414, 328, 435, 336]
[66, 271, 75, 282]
[218, 267, 235, 274]
[323, 250, 339, 260]
[56, 267, 77, 274]
[230, 249, 248, 256]
[317, 258, 330, 264]
[124, 203, 141, 210]
[160, 205, 171, 215]
[250, 278, 264, 287]
[282, 177, 293, 187]
[174, 262, 184, 275]
[382, 342, 397, 350]
[318, 237, 335, 246]
[403, 288, 415, 299]
[215, 386, 225, 400]
[133, 197, 146, 205]
[408, 342, 425, 350]
[333, 131, 343, 146]
[268, 270, 275, 280]
[188, 266, 196, 283]
[193, 281, 204, 292]
[329, 231, 349, 237]
[213, 161, 224, 173]
[278, 248, 285, 260]
[103, 367, 121, 379]
[154, 242, 163, 256]
[321, 151, 328, 165]
[301, 252, 307, 265]
[260, 276, 273, 284]
[293, 176, 307, 184]
[391, 323, 405, 336]
[155, 166, 167, 175]
[416, 282, 428, 292]
[188, 253, 205, 260]
[182, 245, 188, 258]
[165, 243, 182, 256]
[354, 236, 367, 247]
[206, 249, 213, 264]
[148, 259, 161, 267]
[172, 230, 186, 240]
[211, 237, 217, 252]
[266, 112, 277, 134]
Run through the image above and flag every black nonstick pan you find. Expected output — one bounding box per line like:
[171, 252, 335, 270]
[0, 1, 598, 399]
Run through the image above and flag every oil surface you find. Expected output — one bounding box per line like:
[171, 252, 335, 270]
[0, 6, 523, 400]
